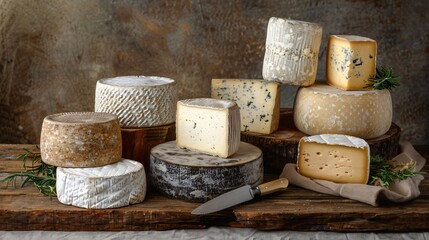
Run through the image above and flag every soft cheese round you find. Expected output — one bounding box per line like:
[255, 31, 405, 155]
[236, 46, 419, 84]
[262, 17, 323, 86]
[56, 159, 147, 209]
[95, 76, 177, 127]
[293, 83, 392, 139]
[40, 112, 122, 167]
[150, 141, 263, 202]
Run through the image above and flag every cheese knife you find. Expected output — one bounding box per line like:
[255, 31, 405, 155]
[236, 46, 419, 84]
[191, 178, 289, 215]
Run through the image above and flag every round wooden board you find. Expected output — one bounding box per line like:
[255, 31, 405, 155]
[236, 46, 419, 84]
[241, 109, 401, 174]
[121, 123, 176, 171]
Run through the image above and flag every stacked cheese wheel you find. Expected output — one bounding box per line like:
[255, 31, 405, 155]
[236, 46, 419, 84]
[150, 98, 263, 202]
[95, 76, 178, 168]
[40, 112, 147, 209]
[209, 17, 395, 184]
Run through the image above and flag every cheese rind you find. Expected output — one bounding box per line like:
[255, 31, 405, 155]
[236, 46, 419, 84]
[293, 83, 392, 139]
[95, 76, 177, 127]
[211, 79, 280, 134]
[176, 98, 240, 158]
[263, 17, 323, 86]
[327, 35, 377, 90]
[297, 134, 370, 184]
[56, 159, 147, 209]
[40, 112, 122, 167]
[150, 141, 263, 202]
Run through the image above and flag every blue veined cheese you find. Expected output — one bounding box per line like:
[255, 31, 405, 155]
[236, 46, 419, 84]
[263, 17, 323, 86]
[95, 76, 177, 127]
[293, 83, 392, 139]
[211, 79, 280, 134]
[56, 159, 147, 209]
[150, 141, 263, 202]
[297, 134, 370, 184]
[327, 35, 377, 90]
[176, 98, 240, 158]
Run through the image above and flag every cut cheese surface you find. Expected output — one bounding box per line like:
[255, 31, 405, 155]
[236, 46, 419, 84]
[56, 159, 147, 209]
[150, 141, 263, 202]
[263, 17, 323, 86]
[40, 112, 122, 167]
[95, 76, 177, 127]
[293, 83, 392, 139]
[211, 79, 280, 134]
[327, 35, 377, 90]
[176, 98, 240, 158]
[297, 134, 370, 184]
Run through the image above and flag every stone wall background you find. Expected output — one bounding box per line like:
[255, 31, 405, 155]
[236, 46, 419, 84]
[0, 0, 428, 144]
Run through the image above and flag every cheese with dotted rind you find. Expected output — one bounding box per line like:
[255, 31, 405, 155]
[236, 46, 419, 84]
[293, 83, 392, 139]
[263, 17, 323, 86]
[297, 134, 370, 184]
[176, 98, 240, 158]
[211, 78, 280, 134]
[56, 159, 147, 209]
[95, 76, 177, 127]
[40, 112, 122, 167]
[327, 35, 377, 90]
[150, 141, 263, 202]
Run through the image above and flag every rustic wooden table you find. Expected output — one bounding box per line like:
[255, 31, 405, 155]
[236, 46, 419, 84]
[0, 144, 428, 232]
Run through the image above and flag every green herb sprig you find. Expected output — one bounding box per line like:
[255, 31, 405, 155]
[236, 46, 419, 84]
[1, 147, 57, 197]
[369, 155, 426, 188]
[366, 66, 400, 90]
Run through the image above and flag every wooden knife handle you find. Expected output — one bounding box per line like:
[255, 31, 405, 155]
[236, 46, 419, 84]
[258, 178, 289, 196]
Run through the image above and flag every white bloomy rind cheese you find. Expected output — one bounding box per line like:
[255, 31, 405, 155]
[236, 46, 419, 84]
[294, 83, 392, 139]
[95, 76, 177, 127]
[57, 159, 147, 209]
[40, 112, 122, 167]
[263, 17, 323, 86]
[150, 141, 263, 202]
[297, 134, 370, 184]
[176, 98, 240, 158]
[327, 35, 377, 90]
[211, 79, 280, 134]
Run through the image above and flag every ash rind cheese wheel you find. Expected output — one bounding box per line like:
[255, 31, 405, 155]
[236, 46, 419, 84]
[56, 159, 146, 209]
[150, 141, 263, 202]
[40, 112, 122, 167]
[95, 76, 177, 127]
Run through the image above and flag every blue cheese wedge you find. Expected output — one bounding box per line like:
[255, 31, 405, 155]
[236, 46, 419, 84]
[150, 141, 263, 202]
[327, 35, 377, 90]
[211, 79, 280, 134]
[297, 134, 370, 184]
[56, 159, 147, 209]
[263, 17, 323, 86]
[176, 98, 240, 158]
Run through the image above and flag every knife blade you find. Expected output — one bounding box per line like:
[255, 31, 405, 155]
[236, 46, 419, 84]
[191, 178, 289, 215]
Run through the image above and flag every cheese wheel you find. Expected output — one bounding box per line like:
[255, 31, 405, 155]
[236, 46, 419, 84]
[176, 98, 241, 158]
[211, 78, 281, 134]
[150, 141, 263, 202]
[40, 112, 122, 167]
[95, 76, 177, 127]
[297, 134, 370, 184]
[293, 83, 392, 139]
[262, 17, 323, 86]
[327, 35, 377, 90]
[56, 159, 146, 209]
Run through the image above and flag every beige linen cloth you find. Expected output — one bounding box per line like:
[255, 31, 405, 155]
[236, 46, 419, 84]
[280, 142, 426, 206]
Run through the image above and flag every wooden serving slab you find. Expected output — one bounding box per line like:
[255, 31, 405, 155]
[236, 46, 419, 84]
[241, 109, 401, 174]
[0, 144, 428, 232]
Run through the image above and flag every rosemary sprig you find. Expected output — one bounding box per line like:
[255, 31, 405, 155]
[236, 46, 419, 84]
[369, 155, 426, 188]
[1, 147, 57, 197]
[366, 66, 400, 90]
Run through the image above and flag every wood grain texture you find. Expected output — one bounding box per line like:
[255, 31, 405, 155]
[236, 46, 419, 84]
[1, 144, 428, 231]
[0, 0, 428, 145]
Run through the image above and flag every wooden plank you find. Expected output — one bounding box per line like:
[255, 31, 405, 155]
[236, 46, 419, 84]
[0, 144, 428, 231]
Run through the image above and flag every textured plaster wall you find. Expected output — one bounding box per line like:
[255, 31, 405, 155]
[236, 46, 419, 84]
[0, 0, 428, 144]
